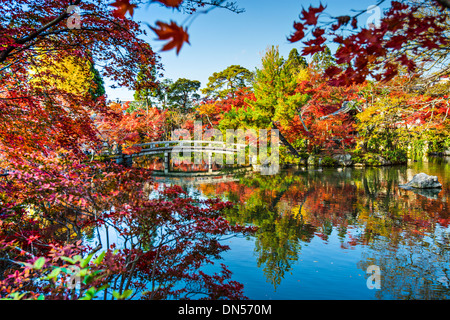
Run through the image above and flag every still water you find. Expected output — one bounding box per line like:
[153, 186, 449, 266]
[155, 157, 450, 300]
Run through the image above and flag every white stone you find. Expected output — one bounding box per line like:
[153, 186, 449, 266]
[400, 173, 442, 189]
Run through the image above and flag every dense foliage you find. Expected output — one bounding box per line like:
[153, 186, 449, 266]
[1, 0, 449, 301]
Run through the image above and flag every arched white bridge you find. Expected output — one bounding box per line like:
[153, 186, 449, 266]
[107, 140, 247, 174]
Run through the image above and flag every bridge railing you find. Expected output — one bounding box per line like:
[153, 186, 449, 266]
[135, 140, 246, 151]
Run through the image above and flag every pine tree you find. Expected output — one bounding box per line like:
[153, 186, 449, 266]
[247, 46, 309, 158]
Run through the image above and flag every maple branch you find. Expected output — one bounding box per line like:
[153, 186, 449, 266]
[336, 0, 387, 20]
[0, 0, 82, 63]
[272, 121, 302, 158]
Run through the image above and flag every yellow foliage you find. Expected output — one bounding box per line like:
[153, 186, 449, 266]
[296, 68, 310, 83]
[197, 103, 218, 117]
[30, 53, 96, 96]
[291, 204, 308, 221]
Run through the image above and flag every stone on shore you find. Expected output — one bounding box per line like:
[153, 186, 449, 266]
[399, 172, 442, 189]
[332, 153, 353, 166]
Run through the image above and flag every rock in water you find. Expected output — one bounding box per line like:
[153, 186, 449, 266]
[400, 173, 442, 189]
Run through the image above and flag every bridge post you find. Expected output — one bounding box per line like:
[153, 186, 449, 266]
[208, 151, 212, 173]
[164, 151, 169, 174]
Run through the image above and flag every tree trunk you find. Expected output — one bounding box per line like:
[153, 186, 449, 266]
[271, 121, 302, 158]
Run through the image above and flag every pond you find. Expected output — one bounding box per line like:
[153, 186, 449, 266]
[154, 156, 450, 300]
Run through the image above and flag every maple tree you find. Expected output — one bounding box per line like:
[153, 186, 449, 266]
[0, 0, 160, 164]
[0, 0, 256, 301]
[0, 157, 256, 300]
[197, 87, 255, 129]
[353, 76, 450, 164]
[287, 0, 450, 85]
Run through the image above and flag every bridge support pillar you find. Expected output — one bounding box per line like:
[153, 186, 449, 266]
[208, 152, 212, 173]
[164, 151, 169, 174]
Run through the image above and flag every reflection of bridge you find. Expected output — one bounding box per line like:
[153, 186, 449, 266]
[153, 174, 243, 186]
[107, 140, 247, 174]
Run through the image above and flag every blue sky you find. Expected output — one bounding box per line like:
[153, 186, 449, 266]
[105, 0, 387, 101]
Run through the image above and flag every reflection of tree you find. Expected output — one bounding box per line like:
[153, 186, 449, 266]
[358, 231, 450, 299]
[221, 172, 316, 289]
[194, 160, 450, 297]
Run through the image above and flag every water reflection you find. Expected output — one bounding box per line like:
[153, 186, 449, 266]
[155, 156, 450, 299]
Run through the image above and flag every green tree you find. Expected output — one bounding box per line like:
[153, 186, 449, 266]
[89, 64, 106, 100]
[246, 46, 309, 157]
[152, 78, 174, 109]
[134, 67, 157, 108]
[310, 45, 336, 72]
[167, 78, 201, 112]
[285, 48, 308, 74]
[202, 65, 254, 99]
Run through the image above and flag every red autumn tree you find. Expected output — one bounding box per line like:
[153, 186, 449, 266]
[0, 0, 159, 163]
[288, 0, 450, 86]
[0, 0, 255, 301]
[95, 102, 168, 155]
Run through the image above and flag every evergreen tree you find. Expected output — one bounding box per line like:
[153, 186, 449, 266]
[202, 65, 254, 99]
[167, 78, 201, 112]
[89, 63, 106, 99]
[133, 65, 160, 108]
[285, 48, 308, 74]
[246, 46, 309, 157]
[310, 45, 336, 72]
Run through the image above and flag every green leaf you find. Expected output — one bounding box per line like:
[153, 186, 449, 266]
[80, 287, 98, 300]
[82, 274, 93, 285]
[80, 253, 94, 268]
[60, 257, 76, 264]
[112, 290, 121, 299]
[93, 251, 106, 265]
[33, 257, 46, 270]
[11, 292, 26, 300]
[79, 268, 88, 277]
[112, 289, 133, 300]
[46, 268, 61, 280]
[121, 289, 133, 299]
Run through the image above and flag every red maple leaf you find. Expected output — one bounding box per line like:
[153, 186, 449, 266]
[308, 3, 327, 15]
[287, 22, 305, 43]
[302, 45, 324, 56]
[110, 0, 137, 18]
[154, 0, 184, 7]
[324, 65, 342, 78]
[312, 27, 325, 38]
[150, 21, 190, 54]
[300, 4, 326, 25]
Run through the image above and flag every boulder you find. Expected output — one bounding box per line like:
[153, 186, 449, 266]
[307, 155, 318, 166]
[332, 153, 353, 166]
[374, 155, 391, 166]
[399, 173, 442, 189]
